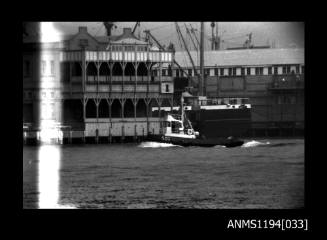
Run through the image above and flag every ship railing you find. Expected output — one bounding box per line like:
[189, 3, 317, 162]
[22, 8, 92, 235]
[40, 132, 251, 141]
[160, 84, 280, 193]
[197, 97, 250, 106]
[170, 114, 182, 121]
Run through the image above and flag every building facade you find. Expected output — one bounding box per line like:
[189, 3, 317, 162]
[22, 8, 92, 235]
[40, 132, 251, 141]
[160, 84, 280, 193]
[163, 48, 305, 136]
[23, 24, 304, 140]
[23, 26, 175, 142]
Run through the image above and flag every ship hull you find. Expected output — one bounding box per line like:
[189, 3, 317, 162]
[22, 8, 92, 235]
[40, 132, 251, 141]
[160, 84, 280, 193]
[146, 134, 244, 148]
[185, 108, 251, 138]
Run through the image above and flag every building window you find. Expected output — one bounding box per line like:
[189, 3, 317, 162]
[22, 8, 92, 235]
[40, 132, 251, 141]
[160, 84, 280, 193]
[24, 60, 30, 77]
[51, 92, 55, 98]
[228, 68, 232, 76]
[282, 66, 287, 74]
[247, 67, 251, 75]
[296, 65, 300, 74]
[50, 60, 55, 75]
[214, 68, 218, 76]
[41, 60, 46, 75]
[188, 69, 193, 76]
[301, 66, 305, 74]
[241, 68, 245, 76]
[125, 46, 134, 51]
[286, 66, 291, 74]
[112, 45, 123, 51]
[255, 67, 263, 75]
[268, 67, 272, 75]
[168, 66, 172, 76]
[205, 69, 210, 76]
[232, 68, 236, 76]
[220, 68, 224, 76]
[162, 69, 166, 76]
[166, 84, 169, 93]
[274, 66, 278, 75]
[176, 69, 179, 77]
[137, 46, 147, 51]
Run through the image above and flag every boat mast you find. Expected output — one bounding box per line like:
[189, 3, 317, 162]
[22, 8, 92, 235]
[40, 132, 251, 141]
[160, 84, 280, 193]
[181, 93, 184, 123]
[199, 22, 205, 97]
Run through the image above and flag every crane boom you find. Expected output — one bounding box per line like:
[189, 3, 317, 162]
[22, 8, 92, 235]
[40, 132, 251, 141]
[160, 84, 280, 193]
[144, 30, 192, 79]
[189, 24, 200, 46]
[132, 22, 140, 34]
[175, 22, 199, 77]
[185, 23, 198, 51]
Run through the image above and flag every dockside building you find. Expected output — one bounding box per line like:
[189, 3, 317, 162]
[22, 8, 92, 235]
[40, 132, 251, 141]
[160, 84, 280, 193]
[167, 48, 305, 136]
[23, 26, 175, 142]
[23, 25, 304, 141]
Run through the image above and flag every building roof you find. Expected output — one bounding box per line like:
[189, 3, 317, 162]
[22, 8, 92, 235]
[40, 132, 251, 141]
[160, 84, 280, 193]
[111, 37, 148, 45]
[174, 48, 304, 67]
[23, 34, 120, 44]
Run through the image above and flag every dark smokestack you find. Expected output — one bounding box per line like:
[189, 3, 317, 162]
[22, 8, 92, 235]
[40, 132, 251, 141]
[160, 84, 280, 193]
[103, 22, 115, 36]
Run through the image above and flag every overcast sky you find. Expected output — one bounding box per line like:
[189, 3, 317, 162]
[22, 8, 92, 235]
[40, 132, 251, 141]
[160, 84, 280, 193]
[25, 22, 304, 51]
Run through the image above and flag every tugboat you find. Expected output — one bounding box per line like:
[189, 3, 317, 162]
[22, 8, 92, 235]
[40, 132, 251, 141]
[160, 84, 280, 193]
[147, 95, 244, 148]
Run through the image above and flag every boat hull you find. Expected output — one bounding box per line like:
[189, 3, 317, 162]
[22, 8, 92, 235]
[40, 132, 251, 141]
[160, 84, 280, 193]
[146, 134, 244, 148]
[186, 108, 251, 138]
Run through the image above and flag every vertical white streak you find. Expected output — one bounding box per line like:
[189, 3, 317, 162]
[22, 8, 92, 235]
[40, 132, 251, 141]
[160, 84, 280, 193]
[38, 22, 63, 209]
[38, 145, 60, 208]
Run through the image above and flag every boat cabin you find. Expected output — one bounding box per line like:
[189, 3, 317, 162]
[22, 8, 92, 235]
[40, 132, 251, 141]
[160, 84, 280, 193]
[162, 114, 198, 139]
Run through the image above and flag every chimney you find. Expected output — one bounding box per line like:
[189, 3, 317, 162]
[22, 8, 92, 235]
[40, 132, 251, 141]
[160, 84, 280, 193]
[78, 26, 88, 33]
[123, 28, 132, 36]
[104, 22, 115, 36]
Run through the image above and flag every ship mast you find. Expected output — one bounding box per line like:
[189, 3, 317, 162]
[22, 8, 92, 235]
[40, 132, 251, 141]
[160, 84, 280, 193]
[199, 22, 205, 97]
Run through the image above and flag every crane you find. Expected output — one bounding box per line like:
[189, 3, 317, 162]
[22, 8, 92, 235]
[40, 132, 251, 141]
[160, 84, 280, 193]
[143, 29, 192, 79]
[189, 24, 200, 46]
[175, 22, 199, 78]
[185, 23, 198, 51]
[132, 22, 140, 34]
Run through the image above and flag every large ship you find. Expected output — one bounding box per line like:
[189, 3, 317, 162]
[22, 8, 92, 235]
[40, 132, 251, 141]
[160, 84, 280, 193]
[155, 22, 251, 139]
[152, 94, 251, 139]
[148, 94, 245, 147]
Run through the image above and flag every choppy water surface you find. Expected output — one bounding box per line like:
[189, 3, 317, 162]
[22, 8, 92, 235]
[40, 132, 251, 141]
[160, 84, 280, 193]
[23, 138, 304, 209]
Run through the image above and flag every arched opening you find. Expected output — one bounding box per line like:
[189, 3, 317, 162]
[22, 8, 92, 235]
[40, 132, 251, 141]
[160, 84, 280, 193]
[86, 62, 98, 83]
[111, 99, 122, 118]
[86, 62, 97, 75]
[137, 62, 148, 81]
[99, 63, 110, 82]
[112, 62, 123, 76]
[124, 62, 135, 78]
[149, 98, 159, 117]
[124, 99, 134, 118]
[86, 99, 97, 118]
[161, 98, 172, 116]
[63, 99, 83, 123]
[71, 62, 82, 76]
[60, 62, 70, 83]
[99, 63, 110, 75]
[98, 99, 109, 118]
[136, 99, 147, 118]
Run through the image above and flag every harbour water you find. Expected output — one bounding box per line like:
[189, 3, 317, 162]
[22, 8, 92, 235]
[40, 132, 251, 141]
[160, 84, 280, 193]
[23, 138, 304, 209]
